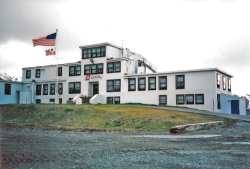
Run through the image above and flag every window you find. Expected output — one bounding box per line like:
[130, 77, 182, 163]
[114, 97, 120, 104]
[223, 76, 226, 90]
[159, 95, 167, 105]
[217, 94, 221, 109]
[217, 73, 220, 89]
[138, 78, 146, 91]
[159, 76, 167, 90]
[107, 97, 113, 104]
[4, 84, 11, 95]
[82, 46, 106, 59]
[69, 66, 81, 76]
[36, 99, 41, 104]
[50, 84, 55, 95]
[176, 75, 185, 89]
[58, 83, 63, 94]
[43, 84, 48, 95]
[50, 99, 55, 103]
[228, 78, 231, 92]
[107, 79, 121, 92]
[176, 95, 184, 104]
[36, 69, 40, 78]
[195, 94, 204, 104]
[84, 64, 103, 75]
[148, 77, 156, 90]
[26, 70, 31, 79]
[107, 62, 121, 73]
[185, 94, 194, 104]
[58, 67, 62, 76]
[36, 85, 42, 95]
[59, 98, 62, 104]
[128, 78, 136, 91]
[69, 82, 81, 94]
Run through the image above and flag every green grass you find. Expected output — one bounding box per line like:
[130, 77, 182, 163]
[0, 104, 237, 131]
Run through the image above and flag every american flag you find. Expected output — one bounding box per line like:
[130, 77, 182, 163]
[33, 33, 57, 47]
[45, 48, 56, 56]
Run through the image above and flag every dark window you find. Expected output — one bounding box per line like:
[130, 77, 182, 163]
[217, 94, 221, 109]
[69, 82, 81, 94]
[107, 62, 121, 73]
[107, 97, 113, 104]
[176, 95, 184, 104]
[4, 84, 11, 95]
[58, 67, 62, 76]
[50, 99, 55, 103]
[185, 94, 194, 104]
[159, 95, 167, 105]
[148, 77, 156, 90]
[107, 79, 121, 92]
[26, 70, 31, 79]
[84, 64, 103, 75]
[50, 84, 55, 95]
[59, 98, 62, 104]
[36, 69, 40, 78]
[36, 85, 42, 95]
[114, 97, 120, 104]
[58, 83, 63, 94]
[217, 73, 220, 89]
[138, 78, 146, 91]
[228, 78, 231, 92]
[128, 78, 136, 91]
[176, 75, 185, 89]
[82, 46, 106, 59]
[43, 84, 48, 95]
[69, 98, 73, 101]
[159, 76, 167, 90]
[195, 94, 204, 104]
[36, 99, 41, 104]
[69, 66, 81, 76]
[223, 76, 226, 90]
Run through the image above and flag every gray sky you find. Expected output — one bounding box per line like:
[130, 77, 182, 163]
[0, 0, 249, 96]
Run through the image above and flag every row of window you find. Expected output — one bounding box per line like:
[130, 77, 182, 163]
[26, 62, 121, 78]
[36, 84, 63, 95]
[217, 74, 231, 92]
[176, 94, 204, 105]
[82, 46, 106, 59]
[36, 98, 62, 104]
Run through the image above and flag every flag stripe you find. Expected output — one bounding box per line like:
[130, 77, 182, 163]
[32, 33, 56, 47]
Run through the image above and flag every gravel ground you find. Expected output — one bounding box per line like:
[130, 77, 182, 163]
[0, 122, 250, 169]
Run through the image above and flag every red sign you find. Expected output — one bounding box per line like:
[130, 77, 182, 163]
[85, 75, 91, 81]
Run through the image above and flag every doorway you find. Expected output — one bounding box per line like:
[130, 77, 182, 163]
[93, 84, 99, 95]
[16, 91, 20, 104]
[231, 100, 239, 114]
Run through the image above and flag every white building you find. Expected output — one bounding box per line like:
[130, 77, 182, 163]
[0, 42, 247, 115]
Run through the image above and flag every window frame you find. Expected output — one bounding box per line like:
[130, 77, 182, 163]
[107, 97, 113, 104]
[68, 82, 81, 94]
[26, 70, 31, 79]
[4, 83, 11, 95]
[223, 76, 226, 90]
[50, 99, 55, 103]
[185, 94, 194, 104]
[107, 79, 121, 92]
[43, 84, 48, 95]
[36, 99, 41, 104]
[69, 66, 81, 76]
[217, 73, 220, 89]
[138, 77, 146, 91]
[36, 84, 42, 95]
[148, 77, 156, 90]
[159, 76, 167, 90]
[58, 67, 62, 76]
[176, 94, 185, 105]
[84, 63, 103, 75]
[195, 94, 204, 104]
[159, 95, 167, 105]
[228, 78, 231, 92]
[35, 69, 40, 78]
[128, 78, 136, 91]
[176, 75, 185, 89]
[114, 96, 120, 104]
[59, 98, 62, 104]
[50, 84, 55, 95]
[58, 83, 63, 94]
[82, 46, 106, 59]
[107, 62, 121, 73]
[217, 94, 221, 109]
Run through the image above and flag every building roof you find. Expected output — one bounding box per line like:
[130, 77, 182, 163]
[22, 61, 81, 69]
[124, 68, 233, 78]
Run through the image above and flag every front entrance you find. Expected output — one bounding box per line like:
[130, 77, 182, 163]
[231, 100, 239, 114]
[93, 84, 99, 95]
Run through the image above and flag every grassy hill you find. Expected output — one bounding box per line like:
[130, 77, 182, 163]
[0, 104, 236, 131]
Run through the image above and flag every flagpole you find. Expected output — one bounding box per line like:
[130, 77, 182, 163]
[55, 29, 59, 104]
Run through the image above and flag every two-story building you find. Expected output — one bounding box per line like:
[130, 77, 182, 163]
[0, 42, 247, 115]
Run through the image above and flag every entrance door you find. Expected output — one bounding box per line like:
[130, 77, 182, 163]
[93, 84, 99, 95]
[16, 91, 20, 104]
[231, 100, 239, 114]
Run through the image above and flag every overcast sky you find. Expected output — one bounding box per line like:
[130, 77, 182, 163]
[0, 0, 249, 96]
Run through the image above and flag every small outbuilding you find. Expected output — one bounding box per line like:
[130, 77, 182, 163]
[221, 94, 247, 115]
